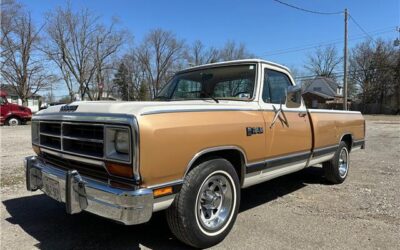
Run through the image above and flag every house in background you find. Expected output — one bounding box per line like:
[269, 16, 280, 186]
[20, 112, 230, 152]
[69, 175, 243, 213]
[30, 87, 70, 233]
[0, 84, 42, 112]
[302, 77, 350, 109]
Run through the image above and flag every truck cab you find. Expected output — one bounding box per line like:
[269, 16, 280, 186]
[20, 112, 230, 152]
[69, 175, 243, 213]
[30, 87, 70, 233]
[0, 91, 32, 126]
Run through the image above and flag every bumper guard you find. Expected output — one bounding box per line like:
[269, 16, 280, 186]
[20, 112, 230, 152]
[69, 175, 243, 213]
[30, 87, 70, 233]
[24, 156, 153, 225]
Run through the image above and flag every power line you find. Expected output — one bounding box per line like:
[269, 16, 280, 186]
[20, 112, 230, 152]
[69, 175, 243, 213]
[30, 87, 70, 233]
[272, 0, 343, 15]
[294, 65, 396, 81]
[348, 14, 375, 42]
[261, 28, 395, 57]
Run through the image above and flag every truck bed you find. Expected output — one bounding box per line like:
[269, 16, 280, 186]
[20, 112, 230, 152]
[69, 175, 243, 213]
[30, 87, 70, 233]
[308, 109, 365, 165]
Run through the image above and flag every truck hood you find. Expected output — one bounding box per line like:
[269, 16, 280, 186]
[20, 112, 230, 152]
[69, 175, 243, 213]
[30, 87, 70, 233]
[36, 100, 260, 118]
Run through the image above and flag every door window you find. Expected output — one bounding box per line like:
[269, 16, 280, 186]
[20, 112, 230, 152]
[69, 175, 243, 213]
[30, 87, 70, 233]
[262, 69, 292, 104]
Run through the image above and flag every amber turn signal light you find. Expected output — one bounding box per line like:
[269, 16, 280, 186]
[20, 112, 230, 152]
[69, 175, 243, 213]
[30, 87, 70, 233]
[153, 186, 173, 197]
[105, 162, 133, 178]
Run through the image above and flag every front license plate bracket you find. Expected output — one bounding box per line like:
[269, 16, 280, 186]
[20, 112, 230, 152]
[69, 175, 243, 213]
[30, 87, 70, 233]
[43, 176, 61, 201]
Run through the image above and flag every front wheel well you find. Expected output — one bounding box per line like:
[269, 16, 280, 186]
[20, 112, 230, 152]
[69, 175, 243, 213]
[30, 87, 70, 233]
[186, 149, 245, 186]
[6, 115, 20, 120]
[341, 134, 353, 152]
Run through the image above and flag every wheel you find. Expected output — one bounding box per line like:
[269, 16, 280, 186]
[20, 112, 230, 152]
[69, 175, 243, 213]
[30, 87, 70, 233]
[166, 158, 240, 248]
[323, 141, 350, 184]
[6, 117, 20, 126]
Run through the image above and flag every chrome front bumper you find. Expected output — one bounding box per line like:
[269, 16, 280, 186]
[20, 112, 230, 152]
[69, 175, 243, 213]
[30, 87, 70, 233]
[24, 156, 153, 225]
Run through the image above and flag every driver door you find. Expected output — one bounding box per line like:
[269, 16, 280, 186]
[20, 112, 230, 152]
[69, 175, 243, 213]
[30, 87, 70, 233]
[259, 66, 312, 169]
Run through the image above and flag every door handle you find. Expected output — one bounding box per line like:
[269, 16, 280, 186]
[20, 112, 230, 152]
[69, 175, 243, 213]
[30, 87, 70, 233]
[298, 111, 307, 117]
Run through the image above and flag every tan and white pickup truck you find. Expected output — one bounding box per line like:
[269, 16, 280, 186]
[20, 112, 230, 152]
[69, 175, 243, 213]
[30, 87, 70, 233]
[25, 59, 365, 248]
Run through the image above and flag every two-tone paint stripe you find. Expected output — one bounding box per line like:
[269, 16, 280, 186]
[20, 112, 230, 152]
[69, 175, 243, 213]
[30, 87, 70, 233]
[246, 151, 311, 174]
[141, 108, 259, 116]
[313, 145, 338, 157]
[141, 108, 364, 116]
[245, 144, 342, 174]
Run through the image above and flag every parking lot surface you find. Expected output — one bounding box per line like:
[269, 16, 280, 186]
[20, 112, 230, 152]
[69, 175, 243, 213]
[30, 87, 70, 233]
[1, 115, 399, 249]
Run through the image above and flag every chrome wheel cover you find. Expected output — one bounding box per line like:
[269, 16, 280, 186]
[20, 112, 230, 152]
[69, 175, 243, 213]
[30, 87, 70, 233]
[196, 172, 234, 233]
[338, 147, 349, 178]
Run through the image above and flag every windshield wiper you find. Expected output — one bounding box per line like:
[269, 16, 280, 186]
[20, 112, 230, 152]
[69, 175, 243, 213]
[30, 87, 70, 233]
[188, 91, 219, 103]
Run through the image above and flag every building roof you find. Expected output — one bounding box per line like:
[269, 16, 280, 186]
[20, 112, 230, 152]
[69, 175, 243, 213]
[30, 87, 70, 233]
[318, 77, 342, 93]
[0, 84, 41, 98]
[303, 77, 342, 98]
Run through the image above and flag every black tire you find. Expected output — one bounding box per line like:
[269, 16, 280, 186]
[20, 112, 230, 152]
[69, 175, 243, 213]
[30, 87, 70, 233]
[6, 117, 21, 126]
[323, 141, 350, 184]
[166, 158, 240, 249]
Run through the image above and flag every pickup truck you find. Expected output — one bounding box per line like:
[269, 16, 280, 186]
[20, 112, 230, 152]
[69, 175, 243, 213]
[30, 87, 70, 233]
[25, 59, 365, 248]
[0, 90, 32, 126]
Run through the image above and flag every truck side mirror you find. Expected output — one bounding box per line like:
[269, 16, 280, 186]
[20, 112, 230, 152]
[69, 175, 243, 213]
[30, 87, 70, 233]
[285, 86, 302, 108]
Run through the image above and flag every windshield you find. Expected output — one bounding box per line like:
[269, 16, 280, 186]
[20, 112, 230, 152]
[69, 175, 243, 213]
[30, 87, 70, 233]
[0, 96, 7, 105]
[155, 64, 257, 101]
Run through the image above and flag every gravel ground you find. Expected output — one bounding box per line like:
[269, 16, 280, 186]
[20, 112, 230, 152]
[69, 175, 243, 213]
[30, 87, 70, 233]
[1, 116, 399, 249]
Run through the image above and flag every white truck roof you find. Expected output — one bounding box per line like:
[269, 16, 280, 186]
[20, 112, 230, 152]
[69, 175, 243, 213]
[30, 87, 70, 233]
[179, 58, 291, 74]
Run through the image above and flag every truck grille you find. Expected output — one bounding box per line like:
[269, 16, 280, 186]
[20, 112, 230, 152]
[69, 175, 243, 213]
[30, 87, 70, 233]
[40, 152, 109, 182]
[37, 121, 104, 158]
[32, 118, 136, 184]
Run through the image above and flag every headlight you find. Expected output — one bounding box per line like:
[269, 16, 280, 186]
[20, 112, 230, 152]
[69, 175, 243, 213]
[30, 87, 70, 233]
[115, 130, 129, 154]
[105, 126, 131, 162]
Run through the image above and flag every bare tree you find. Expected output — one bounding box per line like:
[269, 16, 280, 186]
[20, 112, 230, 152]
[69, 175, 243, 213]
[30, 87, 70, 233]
[304, 45, 342, 79]
[44, 6, 96, 100]
[185, 40, 220, 66]
[41, 46, 76, 101]
[44, 6, 125, 101]
[219, 41, 253, 61]
[394, 51, 400, 113]
[101, 62, 120, 100]
[121, 50, 149, 100]
[1, 0, 20, 43]
[349, 40, 398, 112]
[137, 29, 185, 97]
[1, 0, 21, 70]
[1, 9, 54, 105]
[92, 21, 126, 100]
[349, 41, 373, 105]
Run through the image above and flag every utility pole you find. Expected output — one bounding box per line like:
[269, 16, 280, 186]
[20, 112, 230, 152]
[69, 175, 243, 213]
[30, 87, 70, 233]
[343, 8, 348, 110]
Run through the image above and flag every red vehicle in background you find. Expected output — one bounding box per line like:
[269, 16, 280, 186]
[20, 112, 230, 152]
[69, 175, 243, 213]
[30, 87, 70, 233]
[0, 90, 32, 126]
